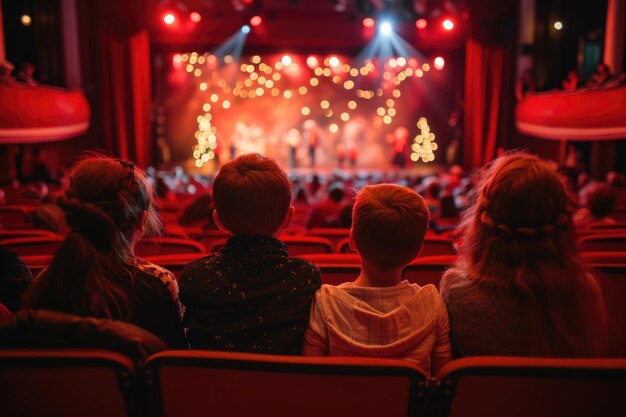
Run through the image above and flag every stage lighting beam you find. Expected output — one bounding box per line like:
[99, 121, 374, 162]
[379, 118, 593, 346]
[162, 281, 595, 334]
[380, 21, 392, 36]
[241, 25, 251, 33]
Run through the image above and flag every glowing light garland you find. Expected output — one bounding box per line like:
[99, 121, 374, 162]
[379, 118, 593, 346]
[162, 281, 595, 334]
[181, 52, 441, 167]
[411, 117, 438, 162]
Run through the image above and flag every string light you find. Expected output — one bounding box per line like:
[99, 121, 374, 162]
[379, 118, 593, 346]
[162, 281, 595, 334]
[185, 52, 440, 166]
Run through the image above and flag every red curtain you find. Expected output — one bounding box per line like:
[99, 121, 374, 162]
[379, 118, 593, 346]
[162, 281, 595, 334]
[101, 30, 152, 166]
[463, 38, 515, 168]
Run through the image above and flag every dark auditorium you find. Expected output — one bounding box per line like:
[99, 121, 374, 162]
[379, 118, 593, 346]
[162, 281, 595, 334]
[1, 0, 626, 416]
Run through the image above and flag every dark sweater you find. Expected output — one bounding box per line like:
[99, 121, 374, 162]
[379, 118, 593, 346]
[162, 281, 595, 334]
[180, 235, 321, 354]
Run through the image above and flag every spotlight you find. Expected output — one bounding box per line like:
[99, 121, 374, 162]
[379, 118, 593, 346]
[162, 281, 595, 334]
[21, 14, 32, 26]
[380, 21, 392, 35]
[241, 25, 251, 33]
[434, 56, 445, 70]
[415, 18, 427, 29]
[554, 21, 563, 30]
[163, 13, 176, 25]
[329, 56, 340, 67]
[250, 15, 263, 26]
[281, 55, 292, 66]
[442, 19, 454, 30]
[362, 17, 375, 28]
[190, 12, 202, 23]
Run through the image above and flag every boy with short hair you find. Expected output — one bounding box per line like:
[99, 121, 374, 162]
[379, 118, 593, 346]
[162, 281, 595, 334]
[180, 154, 321, 354]
[303, 184, 452, 374]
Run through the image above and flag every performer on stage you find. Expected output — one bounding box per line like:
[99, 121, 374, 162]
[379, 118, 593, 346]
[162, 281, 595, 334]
[284, 128, 302, 168]
[388, 127, 409, 169]
[303, 120, 319, 168]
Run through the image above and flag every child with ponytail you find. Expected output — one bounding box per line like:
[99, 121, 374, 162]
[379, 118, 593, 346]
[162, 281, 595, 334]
[24, 155, 187, 348]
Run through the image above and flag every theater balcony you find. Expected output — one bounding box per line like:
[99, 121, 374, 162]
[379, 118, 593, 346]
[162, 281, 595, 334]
[0, 83, 90, 144]
[516, 85, 626, 141]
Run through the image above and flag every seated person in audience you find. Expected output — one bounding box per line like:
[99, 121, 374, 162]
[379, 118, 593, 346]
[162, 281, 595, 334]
[179, 154, 321, 354]
[306, 183, 345, 228]
[177, 192, 217, 229]
[23, 155, 187, 348]
[585, 62, 613, 88]
[573, 182, 617, 229]
[303, 184, 452, 375]
[0, 247, 34, 312]
[561, 69, 579, 90]
[440, 152, 606, 357]
[31, 200, 67, 234]
[432, 193, 460, 233]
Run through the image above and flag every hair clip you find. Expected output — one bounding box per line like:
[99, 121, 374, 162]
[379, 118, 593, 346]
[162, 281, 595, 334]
[115, 159, 135, 187]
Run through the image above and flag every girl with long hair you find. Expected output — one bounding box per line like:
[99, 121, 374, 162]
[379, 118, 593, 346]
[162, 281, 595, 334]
[440, 152, 606, 357]
[23, 155, 187, 348]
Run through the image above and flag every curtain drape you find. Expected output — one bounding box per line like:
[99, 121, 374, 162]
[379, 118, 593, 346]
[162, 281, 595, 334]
[101, 30, 152, 166]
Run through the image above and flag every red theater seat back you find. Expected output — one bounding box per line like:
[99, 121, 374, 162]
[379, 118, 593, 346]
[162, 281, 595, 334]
[0, 236, 63, 257]
[145, 350, 427, 417]
[0, 349, 134, 417]
[437, 357, 626, 417]
[135, 237, 205, 257]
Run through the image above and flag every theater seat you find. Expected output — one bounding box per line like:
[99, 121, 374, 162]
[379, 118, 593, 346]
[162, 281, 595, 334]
[209, 236, 334, 256]
[0, 349, 135, 417]
[589, 263, 626, 357]
[0, 205, 34, 229]
[579, 233, 626, 252]
[437, 357, 626, 417]
[144, 253, 208, 280]
[0, 229, 59, 240]
[0, 236, 63, 257]
[135, 237, 205, 257]
[299, 254, 455, 287]
[145, 350, 428, 417]
[337, 236, 456, 256]
[307, 228, 350, 248]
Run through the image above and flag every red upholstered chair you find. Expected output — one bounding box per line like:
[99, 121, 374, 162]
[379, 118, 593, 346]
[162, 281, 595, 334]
[0, 229, 59, 240]
[209, 236, 334, 256]
[337, 236, 456, 256]
[0, 349, 135, 417]
[163, 224, 190, 240]
[589, 263, 626, 357]
[436, 357, 626, 417]
[134, 237, 205, 257]
[21, 254, 53, 277]
[307, 228, 351, 248]
[586, 222, 626, 231]
[0, 205, 33, 229]
[145, 350, 428, 417]
[403, 255, 456, 288]
[282, 236, 334, 255]
[192, 230, 232, 252]
[143, 253, 208, 280]
[0, 236, 63, 257]
[578, 233, 626, 252]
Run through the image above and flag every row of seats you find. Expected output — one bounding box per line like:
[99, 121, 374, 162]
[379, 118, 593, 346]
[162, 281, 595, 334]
[17, 251, 626, 357]
[3, 230, 626, 258]
[1, 349, 625, 417]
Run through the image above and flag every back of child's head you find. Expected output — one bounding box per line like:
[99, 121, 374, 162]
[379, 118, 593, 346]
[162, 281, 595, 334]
[581, 182, 616, 219]
[59, 155, 160, 251]
[352, 184, 429, 269]
[213, 153, 291, 235]
[25, 155, 160, 320]
[328, 183, 345, 202]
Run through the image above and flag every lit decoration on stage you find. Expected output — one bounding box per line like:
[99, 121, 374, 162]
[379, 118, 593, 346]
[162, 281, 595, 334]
[184, 51, 444, 166]
[411, 117, 438, 162]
